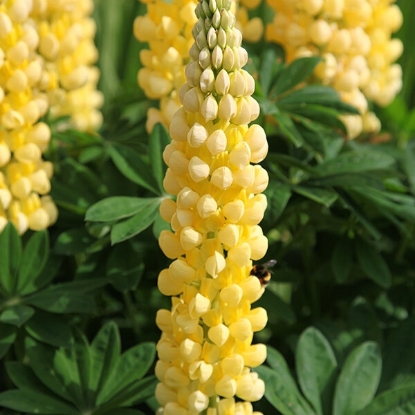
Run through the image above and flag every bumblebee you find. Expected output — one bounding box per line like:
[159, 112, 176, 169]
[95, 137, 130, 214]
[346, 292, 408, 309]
[250, 259, 276, 287]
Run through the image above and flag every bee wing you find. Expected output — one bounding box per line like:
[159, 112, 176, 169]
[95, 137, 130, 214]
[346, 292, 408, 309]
[264, 259, 277, 268]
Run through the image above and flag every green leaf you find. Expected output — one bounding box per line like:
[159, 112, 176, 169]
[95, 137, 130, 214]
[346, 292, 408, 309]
[30, 253, 62, 293]
[25, 278, 107, 313]
[273, 56, 322, 96]
[25, 338, 78, 403]
[149, 123, 169, 193]
[0, 390, 78, 415]
[380, 318, 415, 391]
[337, 189, 382, 240]
[356, 384, 415, 415]
[25, 311, 72, 347]
[106, 243, 144, 292]
[86, 196, 160, 223]
[306, 173, 384, 189]
[108, 143, 159, 194]
[274, 111, 304, 147]
[0, 222, 22, 295]
[352, 187, 415, 222]
[54, 227, 96, 255]
[97, 342, 156, 405]
[89, 322, 121, 396]
[0, 305, 34, 327]
[333, 342, 382, 415]
[257, 358, 316, 415]
[17, 230, 49, 294]
[0, 322, 16, 359]
[314, 151, 395, 176]
[6, 362, 51, 395]
[331, 237, 354, 284]
[355, 238, 392, 289]
[259, 45, 283, 96]
[278, 85, 359, 114]
[293, 186, 338, 207]
[110, 199, 160, 244]
[95, 376, 157, 414]
[296, 327, 338, 415]
[264, 183, 291, 225]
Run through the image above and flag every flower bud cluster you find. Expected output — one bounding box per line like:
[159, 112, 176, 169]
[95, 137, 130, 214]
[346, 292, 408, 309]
[156, 0, 269, 413]
[133, 0, 198, 133]
[266, 0, 403, 138]
[31, 0, 103, 132]
[0, 0, 57, 234]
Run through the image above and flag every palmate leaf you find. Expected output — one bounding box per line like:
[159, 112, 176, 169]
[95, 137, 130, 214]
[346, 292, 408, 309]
[0, 222, 22, 295]
[110, 198, 160, 244]
[0, 305, 34, 327]
[0, 390, 78, 415]
[257, 347, 317, 415]
[16, 230, 49, 295]
[96, 342, 156, 406]
[333, 342, 382, 415]
[296, 327, 338, 415]
[107, 142, 159, 194]
[356, 384, 415, 415]
[0, 322, 16, 359]
[86, 196, 161, 222]
[272, 56, 322, 96]
[355, 238, 392, 289]
[5, 323, 156, 414]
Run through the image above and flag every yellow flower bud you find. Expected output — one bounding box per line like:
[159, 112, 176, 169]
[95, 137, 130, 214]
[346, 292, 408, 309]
[221, 354, 244, 377]
[208, 323, 230, 346]
[180, 338, 202, 362]
[229, 318, 252, 341]
[156, 309, 173, 333]
[215, 375, 237, 398]
[159, 230, 185, 259]
[206, 129, 227, 155]
[158, 269, 184, 296]
[241, 344, 267, 367]
[206, 251, 226, 277]
[236, 371, 265, 402]
[211, 166, 233, 189]
[188, 390, 209, 413]
[188, 156, 210, 182]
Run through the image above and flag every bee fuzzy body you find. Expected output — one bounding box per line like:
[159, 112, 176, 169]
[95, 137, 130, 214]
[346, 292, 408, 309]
[250, 259, 276, 287]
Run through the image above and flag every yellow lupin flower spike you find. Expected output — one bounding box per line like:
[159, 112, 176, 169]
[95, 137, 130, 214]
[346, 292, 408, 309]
[156, 0, 269, 413]
[0, 0, 57, 234]
[266, 0, 403, 138]
[134, 0, 198, 133]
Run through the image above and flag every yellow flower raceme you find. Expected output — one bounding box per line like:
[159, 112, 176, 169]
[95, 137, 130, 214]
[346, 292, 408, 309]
[133, 0, 198, 133]
[31, 0, 103, 132]
[0, 0, 57, 234]
[156, 0, 269, 413]
[266, 0, 403, 138]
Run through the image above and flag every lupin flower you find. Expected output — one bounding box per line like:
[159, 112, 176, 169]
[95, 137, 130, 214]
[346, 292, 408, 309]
[156, 0, 269, 413]
[31, 0, 103, 132]
[266, 0, 403, 138]
[235, 0, 264, 43]
[0, 0, 57, 234]
[133, 0, 198, 133]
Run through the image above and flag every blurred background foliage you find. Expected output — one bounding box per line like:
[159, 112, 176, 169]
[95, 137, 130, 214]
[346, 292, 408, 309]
[1, 0, 415, 414]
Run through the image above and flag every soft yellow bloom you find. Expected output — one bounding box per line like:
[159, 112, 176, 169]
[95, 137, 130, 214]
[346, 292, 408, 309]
[0, 0, 57, 233]
[156, 0, 268, 413]
[134, 0, 198, 132]
[31, 0, 103, 132]
[266, 0, 403, 138]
